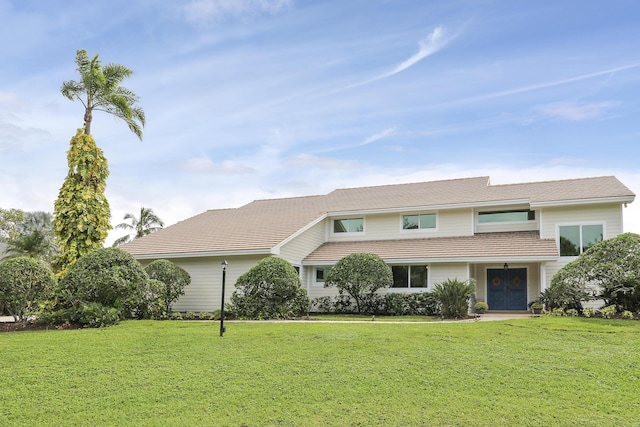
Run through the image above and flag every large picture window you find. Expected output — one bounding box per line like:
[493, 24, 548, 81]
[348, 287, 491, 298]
[402, 213, 436, 230]
[559, 224, 603, 256]
[333, 218, 364, 233]
[392, 265, 428, 288]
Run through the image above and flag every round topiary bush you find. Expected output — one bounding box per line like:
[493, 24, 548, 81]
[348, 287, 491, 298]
[58, 247, 148, 317]
[0, 256, 56, 322]
[144, 259, 191, 315]
[229, 257, 309, 319]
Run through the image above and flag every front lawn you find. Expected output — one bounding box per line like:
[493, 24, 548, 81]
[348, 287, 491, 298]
[1, 317, 639, 426]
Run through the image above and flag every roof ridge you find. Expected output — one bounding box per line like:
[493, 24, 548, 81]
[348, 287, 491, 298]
[329, 176, 490, 193]
[488, 175, 615, 188]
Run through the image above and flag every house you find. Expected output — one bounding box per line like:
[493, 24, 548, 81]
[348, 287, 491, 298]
[122, 176, 635, 312]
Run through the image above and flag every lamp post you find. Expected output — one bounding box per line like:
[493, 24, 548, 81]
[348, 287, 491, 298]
[220, 260, 228, 337]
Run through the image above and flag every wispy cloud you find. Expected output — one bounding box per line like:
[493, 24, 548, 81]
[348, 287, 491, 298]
[361, 127, 396, 146]
[184, 0, 291, 22]
[180, 157, 255, 174]
[542, 101, 617, 121]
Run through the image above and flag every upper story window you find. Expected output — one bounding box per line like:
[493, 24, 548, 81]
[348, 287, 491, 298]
[478, 209, 535, 223]
[559, 224, 603, 256]
[333, 218, 364, 233]
[402, 213, 436, 230]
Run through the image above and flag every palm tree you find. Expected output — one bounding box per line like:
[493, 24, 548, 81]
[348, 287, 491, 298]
[60, 49, 145, 140]
[4, 211, 60, 263]
[113, 207, 165, 247]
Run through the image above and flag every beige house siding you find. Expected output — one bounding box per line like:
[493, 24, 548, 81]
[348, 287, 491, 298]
[278, 221, 326, 264]
[429, 263, 470, 288]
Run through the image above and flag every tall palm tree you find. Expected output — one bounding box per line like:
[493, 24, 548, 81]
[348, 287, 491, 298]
[113, 207, 165, 247]
[60, 49, 145, 140]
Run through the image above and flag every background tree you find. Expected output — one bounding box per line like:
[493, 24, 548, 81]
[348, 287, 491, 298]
[229, 257, 308, 319]
[144, 259, 190, 315]
[61, 49, 145, 140]
[113, 207, 165, 247]
[325, 252, 392, 314]
[53, 130, 111, 274]
[0, 208, 24, 242]
[3, 211, 60, 264]
[0, 256, 56, 322]
[550, 232, 640, 312]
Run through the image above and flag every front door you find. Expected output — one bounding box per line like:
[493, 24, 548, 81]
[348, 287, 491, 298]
[487, 268, 527, 310]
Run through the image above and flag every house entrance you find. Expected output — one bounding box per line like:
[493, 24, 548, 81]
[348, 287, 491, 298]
[486, 268, 527, 310]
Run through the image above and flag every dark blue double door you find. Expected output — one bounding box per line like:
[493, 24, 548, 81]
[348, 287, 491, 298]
[487, 268, 527, 310]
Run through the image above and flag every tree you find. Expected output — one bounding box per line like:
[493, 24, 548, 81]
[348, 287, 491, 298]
[61, 49, 145, 140]
[0, 257, 56, 322]
[229, 257, 309, 319]
[3, 211, 60, 263]
[0, 208, 24, 241]
[113, 207, 165, 247]
[53, 130, 111, 274]
[144, 259, 190, 315]
[550, 233, 640, 312]
[325, 252, 393, 314]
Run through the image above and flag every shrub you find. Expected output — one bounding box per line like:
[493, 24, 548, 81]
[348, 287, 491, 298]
[432, 278, 475, 319]
[57, 247, 148, 319]
[622, 310, 634, 320]
[473, 301, 489, 314]
[550, 308, 565, 316]
[566, 308, 579, 317]
[199, 311, 211, 320]
[0, 256, 56, 322]
[135, 279, 166, 319]
[381, 293, 409, 316]
[600, 305, 617, 319]
[185, 311, 196, 320]
[311, 296, 333, 313]
[325, 253, 393, 314]
[583, 307, 595, 318]
[170, 311, 183, 320]
[144, 259, 191, 315]
[542, 274, 590, 312]
[407, 291, 439, 316]
[229, 257, 309, 319]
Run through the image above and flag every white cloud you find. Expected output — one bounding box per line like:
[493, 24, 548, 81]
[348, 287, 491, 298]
[383, 26, 447, 78]
[180, 157, 255, 174]
[184, 0, 291, 22]
[362, 127, 396, 146]
[542, 101, 617, 121]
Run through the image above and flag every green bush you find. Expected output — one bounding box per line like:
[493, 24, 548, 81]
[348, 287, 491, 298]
[0, 256, 56, 322]
[473, 301, 489, 313]
[199, 311, 211, 320]
[311, 296, 333, 313]
[136, 279, 166, 319]
[600, 305, 617, 319]
[325, 253, 393, 314]
[229, 257, 309, 319]
[622, 310, 634, 320]
[57, 247, 148, 319]
[185, 311, 196, 320]
[170, 311, 183, 320]
[432, 278, 475, 319]
[144, 259, 191, 315]
[583, 307, 595, 318]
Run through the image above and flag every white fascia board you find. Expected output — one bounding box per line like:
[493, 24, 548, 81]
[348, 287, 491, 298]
[132, 248, 272, 260]
[271, 214, 328, 254]
[302, 255, 558, 265]
[327, 199, 531, 217]
[531, 196, 635, 208]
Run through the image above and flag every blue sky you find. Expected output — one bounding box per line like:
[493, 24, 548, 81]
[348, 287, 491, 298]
[1, 0, 639, 244]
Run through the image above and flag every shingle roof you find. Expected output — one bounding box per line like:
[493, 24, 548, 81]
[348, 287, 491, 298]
[303, 231, 558, 263]
[122, 175, 634, 257]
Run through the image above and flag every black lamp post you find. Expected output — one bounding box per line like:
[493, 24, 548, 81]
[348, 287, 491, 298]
[220, 260, 228, 337]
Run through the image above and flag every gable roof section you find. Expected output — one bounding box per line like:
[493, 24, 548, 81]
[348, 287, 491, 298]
[122, 176, 634, 258]
[303, 231, 559, 264]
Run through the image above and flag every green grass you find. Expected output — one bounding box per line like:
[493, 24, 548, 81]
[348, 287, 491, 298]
[1, 318, 639, 426]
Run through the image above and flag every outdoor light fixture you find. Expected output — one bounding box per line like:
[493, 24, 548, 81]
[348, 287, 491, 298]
[504, 263, 509, 271]
[220, 260, 228, 337]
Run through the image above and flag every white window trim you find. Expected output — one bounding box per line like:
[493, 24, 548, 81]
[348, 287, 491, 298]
[313, 267, 329, 286]
[476, 209, 537, 225]
[330, 217, 365, 235]
[556, 221, 606, 257]
[389, 264, 430, 290]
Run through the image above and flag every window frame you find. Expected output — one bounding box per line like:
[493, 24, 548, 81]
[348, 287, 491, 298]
[557, 222, 605, 257]
[332, 217, 365, 234]
[401, 213, 437, 232]
[390, 264, 429, 289]
[477, 209, 536, 224]
[314, 267, 330, 285]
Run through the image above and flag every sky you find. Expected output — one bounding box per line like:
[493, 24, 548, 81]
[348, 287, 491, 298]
[1, 0, 639, 245]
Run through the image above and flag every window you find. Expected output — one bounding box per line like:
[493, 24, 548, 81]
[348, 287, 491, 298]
[392, 265, 428, 288]
[478, 210, 535, 223]
[315, 267, 330, 283]
[333, 218, 363, 233]
[402, 213, 436, 230]
[559, 224, 603, 256]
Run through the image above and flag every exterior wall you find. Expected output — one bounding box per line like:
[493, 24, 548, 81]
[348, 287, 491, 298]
[278, 222, 326, 265]
[429, 263, 470, 287]
[144, 255, 268, 313]
[539, 202, 624, 289]
[327, 208, 473, 243]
